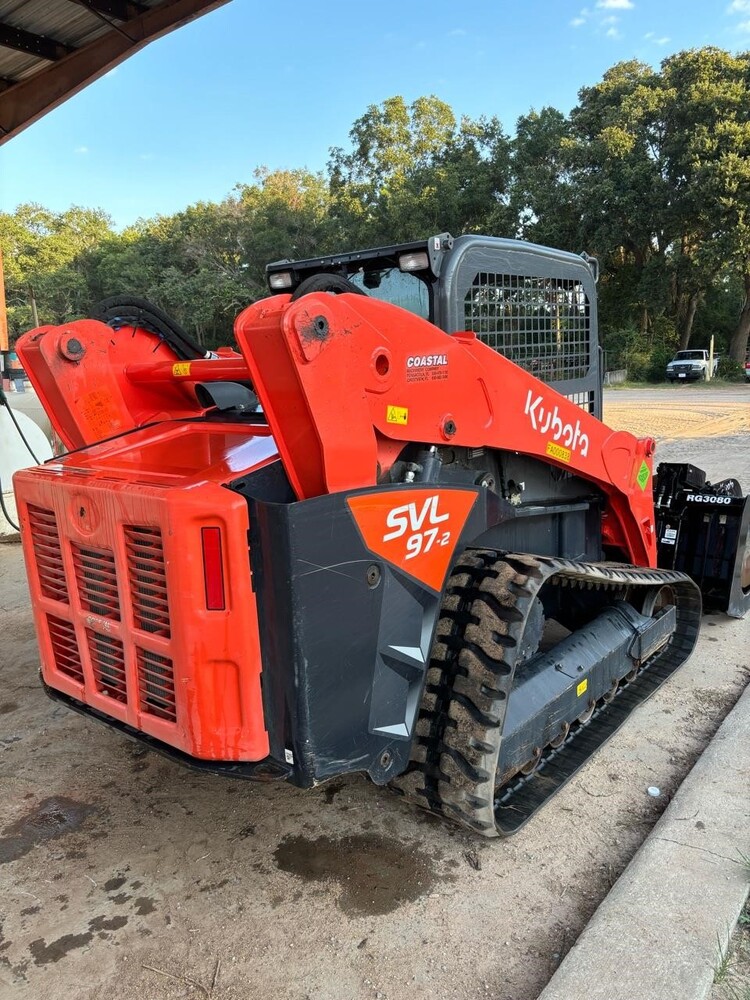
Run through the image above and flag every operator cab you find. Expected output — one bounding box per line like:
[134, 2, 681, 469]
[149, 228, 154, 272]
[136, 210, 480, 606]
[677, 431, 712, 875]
[266, 232, 603, 419]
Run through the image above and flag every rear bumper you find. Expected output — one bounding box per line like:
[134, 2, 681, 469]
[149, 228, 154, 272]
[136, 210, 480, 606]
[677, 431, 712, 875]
[42, 679, 290, 780]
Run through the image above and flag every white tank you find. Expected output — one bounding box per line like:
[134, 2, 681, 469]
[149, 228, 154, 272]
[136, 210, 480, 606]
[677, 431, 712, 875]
[0, 401, 53, 539]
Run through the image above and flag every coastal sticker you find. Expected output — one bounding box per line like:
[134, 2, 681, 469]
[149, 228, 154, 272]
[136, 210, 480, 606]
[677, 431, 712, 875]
[406, 353, 449, 383]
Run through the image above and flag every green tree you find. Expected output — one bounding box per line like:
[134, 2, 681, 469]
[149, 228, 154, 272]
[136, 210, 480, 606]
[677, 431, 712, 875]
[1, 204, 113, 338]
[511, 107, 581, 249]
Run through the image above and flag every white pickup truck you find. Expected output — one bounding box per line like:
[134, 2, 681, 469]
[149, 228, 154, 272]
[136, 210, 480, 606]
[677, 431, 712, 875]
[665, 349, 719, 382]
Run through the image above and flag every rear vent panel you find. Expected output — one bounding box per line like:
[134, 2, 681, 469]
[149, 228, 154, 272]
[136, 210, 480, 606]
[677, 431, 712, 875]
[125, 527, 170, 637]
[87, 630, 127, 703]
[30, 510, 180, 729]
[47, 614, 84, 683]
[137, 649, 177, 723]
[28, 505, 68, 603]
[72, 545, 120, 620]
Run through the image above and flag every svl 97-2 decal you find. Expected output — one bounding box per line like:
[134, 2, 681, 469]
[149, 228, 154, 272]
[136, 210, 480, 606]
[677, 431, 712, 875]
[347, 489, 477, 591]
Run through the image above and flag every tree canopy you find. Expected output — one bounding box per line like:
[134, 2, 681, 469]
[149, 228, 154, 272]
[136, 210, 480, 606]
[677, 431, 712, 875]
[2, 47, 749, 368]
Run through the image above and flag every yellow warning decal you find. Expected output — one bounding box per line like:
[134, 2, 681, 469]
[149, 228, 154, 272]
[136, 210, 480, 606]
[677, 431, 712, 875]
[546, 441, 572, 464]
[172, 362, 192, 377]
[576, 679, 588, 697]
[386, 405, 409, 426]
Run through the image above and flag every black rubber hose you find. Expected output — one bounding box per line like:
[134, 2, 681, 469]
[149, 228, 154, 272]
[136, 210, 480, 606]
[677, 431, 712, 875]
[92, 296, 206, 361]
[0, 475, 20, 531]
[0, 385, 38, 530]
[290, 273, 367, 301]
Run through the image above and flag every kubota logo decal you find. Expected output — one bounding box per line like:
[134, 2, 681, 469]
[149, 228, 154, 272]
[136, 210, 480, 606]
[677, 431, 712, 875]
[525, 390, 589, 458]
[347, 489, 477, 591]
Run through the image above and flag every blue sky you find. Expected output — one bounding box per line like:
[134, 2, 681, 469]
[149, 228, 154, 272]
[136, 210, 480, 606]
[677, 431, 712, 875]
[0, 0, 747, 228]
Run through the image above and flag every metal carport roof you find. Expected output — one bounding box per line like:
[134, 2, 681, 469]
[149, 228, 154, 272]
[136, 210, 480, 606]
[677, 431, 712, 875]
[0, 0, 229, 145]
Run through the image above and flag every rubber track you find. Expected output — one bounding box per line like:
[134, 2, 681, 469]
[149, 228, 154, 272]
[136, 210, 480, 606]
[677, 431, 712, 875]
[391, 551, 702, 837]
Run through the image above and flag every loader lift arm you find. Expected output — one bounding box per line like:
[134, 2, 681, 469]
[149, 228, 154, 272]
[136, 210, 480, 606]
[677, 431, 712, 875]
[233, 292, 657, 567]
[18, 291, 657, 567]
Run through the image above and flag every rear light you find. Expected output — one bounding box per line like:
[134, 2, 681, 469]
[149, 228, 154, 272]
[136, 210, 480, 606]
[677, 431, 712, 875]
[201, 527, 226, 610]
[398, 251, 430, 272]
[269, 271, 293, 290]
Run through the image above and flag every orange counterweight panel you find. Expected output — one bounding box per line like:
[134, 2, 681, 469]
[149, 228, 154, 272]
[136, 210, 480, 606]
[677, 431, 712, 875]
[13, 423, 276, 762]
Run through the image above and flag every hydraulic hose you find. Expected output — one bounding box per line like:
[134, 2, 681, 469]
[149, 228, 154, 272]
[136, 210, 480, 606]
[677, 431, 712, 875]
[92, 296, 207, 361]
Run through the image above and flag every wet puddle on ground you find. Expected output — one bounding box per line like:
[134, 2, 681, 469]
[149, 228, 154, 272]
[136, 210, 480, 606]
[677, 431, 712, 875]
[0, 797, 96, 865]
[274, 833, 447, 916]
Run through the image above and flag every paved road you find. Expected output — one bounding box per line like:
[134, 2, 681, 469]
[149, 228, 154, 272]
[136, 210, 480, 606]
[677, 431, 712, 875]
[604, 385, 749, 405]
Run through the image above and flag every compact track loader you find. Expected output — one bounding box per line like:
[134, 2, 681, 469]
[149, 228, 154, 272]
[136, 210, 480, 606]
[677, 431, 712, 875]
[13, 234, 750, 837]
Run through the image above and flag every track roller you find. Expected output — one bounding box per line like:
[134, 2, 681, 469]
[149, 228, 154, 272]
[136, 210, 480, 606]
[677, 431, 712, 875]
[392, 550, 701, 837]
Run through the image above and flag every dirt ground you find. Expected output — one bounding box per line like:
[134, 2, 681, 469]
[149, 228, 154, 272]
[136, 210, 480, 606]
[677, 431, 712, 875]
[1, 389, 749, 1000]
[604, 385, 750, 441]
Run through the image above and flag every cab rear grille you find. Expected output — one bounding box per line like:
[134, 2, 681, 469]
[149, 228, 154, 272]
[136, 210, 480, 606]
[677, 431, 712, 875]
[47, 615, 83, 683]
[28, 505, 68, 603]
[87, 631, 127, 702]
[125, 527, 170, 637]
[137, 648, 176, 723]
[72, 545, 120, 620]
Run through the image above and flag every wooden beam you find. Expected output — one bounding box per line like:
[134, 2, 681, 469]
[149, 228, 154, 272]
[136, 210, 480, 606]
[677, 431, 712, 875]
[66, 0, 149, 21]
[0, 22, 73, 62]
[0, 0, 230, 144]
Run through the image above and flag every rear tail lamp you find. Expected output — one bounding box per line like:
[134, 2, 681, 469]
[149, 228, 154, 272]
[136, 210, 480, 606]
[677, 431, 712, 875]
[201, 527, 226, 610]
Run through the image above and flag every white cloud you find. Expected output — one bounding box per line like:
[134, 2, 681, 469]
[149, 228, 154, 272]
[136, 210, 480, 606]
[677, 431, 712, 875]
[727, 0, 750, 11]
[571, 16, 586, 26]
[74, 145, 89, 154]
[448, 28, 467, 36]
[606, 26, 621, 37]
[656, 35, 670, 43]
[602, 15, 619, 24]
[739, 17, 750, 29]
[597, 0, 634, 8]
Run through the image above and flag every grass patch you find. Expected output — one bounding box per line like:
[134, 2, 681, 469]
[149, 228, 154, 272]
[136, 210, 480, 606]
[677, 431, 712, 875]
[713, 902, 750, 1000]
[714, 932, 734, 984]
[736, 851, 750, 880]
